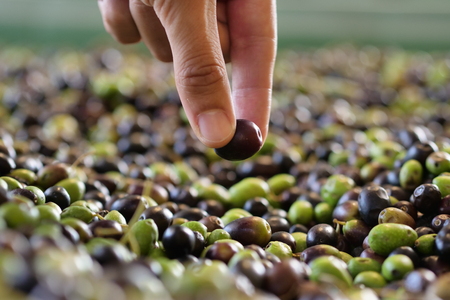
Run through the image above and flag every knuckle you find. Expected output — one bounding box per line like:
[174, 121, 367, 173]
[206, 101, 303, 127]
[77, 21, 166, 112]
[177, 57, 226, 91]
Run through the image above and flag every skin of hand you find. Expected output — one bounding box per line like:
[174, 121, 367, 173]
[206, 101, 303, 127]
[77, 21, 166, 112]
[98, 0, 277, 149]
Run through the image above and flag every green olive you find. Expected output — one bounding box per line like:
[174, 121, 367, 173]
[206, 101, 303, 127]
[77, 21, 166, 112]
[229, 177, 270, 208]
[309, 256, 352, 288]
[368, 223, 418, 256]
[128, 219, 159, 256]
[320, 174, 355, 207]
[36, 205, 61, 222]
[287, 200, 313, 226]
[265, 241, 293, 259]
[0, 202, 39, 229]
[399, 159, 423, 191]
[381, 254, 414, 281]
[354, 271, 387, 288]
[60, 205, 96, 223]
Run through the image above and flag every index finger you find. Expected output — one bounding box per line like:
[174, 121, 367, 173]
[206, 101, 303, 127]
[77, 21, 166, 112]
[145, 0, 236, 148]
[227, 0, 277, 142]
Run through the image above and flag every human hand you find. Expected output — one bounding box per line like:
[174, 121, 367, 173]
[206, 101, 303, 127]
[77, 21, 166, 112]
[98, 0, 277, 149]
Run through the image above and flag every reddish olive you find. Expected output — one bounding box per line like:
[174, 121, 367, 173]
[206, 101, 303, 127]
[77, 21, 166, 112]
[214, 119, 263, 161]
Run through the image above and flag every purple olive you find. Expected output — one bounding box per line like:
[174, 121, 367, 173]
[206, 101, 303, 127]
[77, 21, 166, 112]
[214, 119, 263, 161]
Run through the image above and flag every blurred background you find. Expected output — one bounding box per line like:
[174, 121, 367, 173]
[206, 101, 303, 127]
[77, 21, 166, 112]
[1, 0, 450, 50]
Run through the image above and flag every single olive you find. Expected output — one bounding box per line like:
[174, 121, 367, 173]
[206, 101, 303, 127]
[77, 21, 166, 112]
[104, 210, 127, 225]
[414, 233, 437, 256]
[415, 226, 435, 237]
[44, 186, 71, 210]
[203, 241, 240, 264]
[358, 185, 390, 226]
[306, 223, 338, 248]
[368, 223, 418, 256]
[36, 205, 60, 222]
[206, 228, 231, 245]
[162, 225, 196, 258]
[223, 216, 271, 247]
[353, 271, 386, 288]
[128, 219, 159, 256]
[314, 202, 333, 224]
[320, 174, 355, 207]
[265, 241, 292, 259]
[291, 232, 307, 253]
[435, 224, 450, 261]
[8, 168, 37, 185]
[378, 207, 416, 228]
[61, 205, 96, 223]
[214, 119, 263, 161]
[332, 200, 360, 222]
[197, 200, 226, 218]
[426, 151, 450, 175]
[431, 214, 450, 232]
[308, 255, 352, 288]
[381, 254, 414, 281]
[230, 258, 266, 289]
[0, 176, 24, 190]
[228, 177, 270, 208]
[267, 173, 296, 195]
[411, 183, 441, 214]
[432, 175, 450, 197]
[287, 200, 313, 226]
[300, 244, 341, 264]
[264, 216, 290, 233]
[262, 258, 309, 298]
[36, 163, 70, 190]
[0, 202, 39, 229]
[243, 197, 270, 217]
[88, 220, 123, 240]
[198, 215, 224, 232]
[399, 159, 423, 191]
[347, 257, 381, 278]
[343, 219, 371, 247]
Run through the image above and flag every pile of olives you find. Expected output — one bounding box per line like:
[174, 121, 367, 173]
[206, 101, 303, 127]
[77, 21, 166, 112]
[0, 44, 450, 299]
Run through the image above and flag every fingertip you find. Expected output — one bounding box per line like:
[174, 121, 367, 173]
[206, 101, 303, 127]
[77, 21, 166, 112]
[196, 109, 235, 148]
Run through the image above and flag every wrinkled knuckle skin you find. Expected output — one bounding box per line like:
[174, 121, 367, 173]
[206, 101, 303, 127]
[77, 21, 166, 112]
[177, 61, 226, 90]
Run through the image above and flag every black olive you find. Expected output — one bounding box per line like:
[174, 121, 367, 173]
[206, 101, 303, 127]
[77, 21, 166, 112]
[214, 119, 263, 161]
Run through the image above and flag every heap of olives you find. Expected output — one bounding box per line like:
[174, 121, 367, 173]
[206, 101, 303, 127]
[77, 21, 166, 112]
[0, 44, 450, 299]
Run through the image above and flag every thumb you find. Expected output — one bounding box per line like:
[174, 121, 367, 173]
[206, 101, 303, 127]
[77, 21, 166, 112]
[150, 0, 235, 148]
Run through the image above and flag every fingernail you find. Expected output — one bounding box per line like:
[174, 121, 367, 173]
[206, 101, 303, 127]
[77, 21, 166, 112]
[198, 110, 234, 145]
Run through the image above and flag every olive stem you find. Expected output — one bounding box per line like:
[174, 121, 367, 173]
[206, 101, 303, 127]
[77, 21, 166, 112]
[119, 197, 146, 245]
[333, 219, 346, 234]
[71, 151, 96, 170]
[94, 213, 105, 221]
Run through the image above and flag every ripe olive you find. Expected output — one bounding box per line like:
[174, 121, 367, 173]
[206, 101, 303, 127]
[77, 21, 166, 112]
[214, 119, 263, 161]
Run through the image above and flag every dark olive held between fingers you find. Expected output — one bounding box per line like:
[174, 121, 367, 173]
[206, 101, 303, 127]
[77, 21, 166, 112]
[214, 119, 263, 161]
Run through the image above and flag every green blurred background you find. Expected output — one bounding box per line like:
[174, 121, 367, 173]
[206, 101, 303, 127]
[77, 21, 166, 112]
[1, 0, 450, 50]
